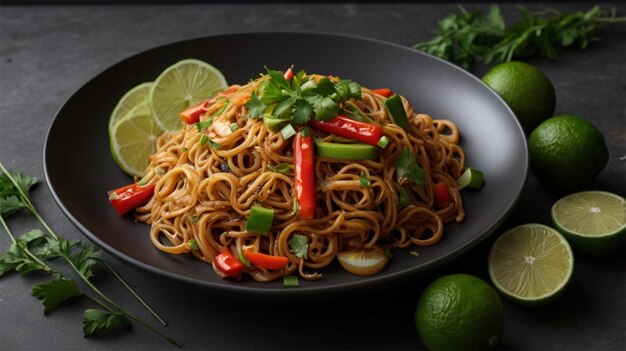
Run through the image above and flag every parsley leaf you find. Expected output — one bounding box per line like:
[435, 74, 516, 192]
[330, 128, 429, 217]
[0, 171, 37, 197]
[83, 309, 131, 337]
[0, 195, 27, 218]
[31, 278, 83, 314]
[395, 148, 425, 189]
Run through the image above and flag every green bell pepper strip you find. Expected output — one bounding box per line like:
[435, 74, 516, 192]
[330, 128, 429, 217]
[314, 140, 378, 160]
[384, 94, 409, 129]
[246, 205, 275, 235]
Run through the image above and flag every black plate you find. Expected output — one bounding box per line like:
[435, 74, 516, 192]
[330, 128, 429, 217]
[44, 32, 527, 299]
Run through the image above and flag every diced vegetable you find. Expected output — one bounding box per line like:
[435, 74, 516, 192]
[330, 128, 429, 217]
[314, 140, 378, 160]
[434, 181, 452, 209]
[308, 115, 387, 148]
[457, 167, 485, 189]
[359, 175, 371, 188]
[283, 276, 300, 287]
[384, 94, 409, 129]
[283, 67, 294, 81]
[294, 130, 316, 219]
[108, 182, 156, 216]
[244, 250, 289, 270]
[187, 239, 199, 250]
[280, 123, 297, 140]
[213, 246, 244, 279]
[371, 88, 393, 98]
[246, 205, 275, 235]
[180, 100, 209, 125]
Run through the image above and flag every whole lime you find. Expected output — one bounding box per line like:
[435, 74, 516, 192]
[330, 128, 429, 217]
[482, 61, 556, 132]
[528, 115, 608, 191]
[415, 274, 504, 351]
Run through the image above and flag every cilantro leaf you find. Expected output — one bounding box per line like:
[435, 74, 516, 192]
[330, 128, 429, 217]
[0, 171, 37, 197]
[0, 195, 28, 218]
[308, 95, 338, 121]
[291, 99, 313, 125]
[288, 234, 309, 259]
[395, 148, 425, 189]
[245, 91, 266, 119]
[31, 278, 83, 314]
[83, 309, 131, 337]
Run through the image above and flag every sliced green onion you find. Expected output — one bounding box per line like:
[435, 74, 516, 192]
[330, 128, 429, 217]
[280, 123, 297, 140]
[269, 163, 292, 174]
[359, 175, 371, 188]
[210, 100, 230, 117]
[457, 167, 485, 189]
[238, 246, 252, 268]
[246, 205, 275, 235]
[200, 134, 209, 146]
[283, 276, 300, 287]
[187, 239, 199, 250]
[188, 214, 200, 223]
[196, 118, 213, 131]
[377, 135, 390, 149]
[229, 123, 239, 132]
[209, 140, 221, 150]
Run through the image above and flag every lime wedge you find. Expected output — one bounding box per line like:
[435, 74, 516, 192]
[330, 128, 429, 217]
[457, 167, 484, 189]
[551, 191, 626, 255]
[109, 82, 153, 129]
[488, 223, 574, 306]
[109, 102, 164, 177]
[149, 59, 227, 131]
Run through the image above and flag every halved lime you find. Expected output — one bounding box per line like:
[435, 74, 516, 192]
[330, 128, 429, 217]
[551, 191, 626, 256]
[488, 223, 574, 306]
[110, 102, 164, 177]
[149, 59, 227, 132]
[109, 82, 153, 129]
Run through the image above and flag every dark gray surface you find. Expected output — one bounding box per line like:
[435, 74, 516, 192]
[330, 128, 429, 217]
[0, 3, 624, 350]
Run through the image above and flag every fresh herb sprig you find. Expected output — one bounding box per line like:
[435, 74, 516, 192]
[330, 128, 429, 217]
[414, 5, 626, 70]
[0, 163, 180, 347]
[246, 67, 361, 128]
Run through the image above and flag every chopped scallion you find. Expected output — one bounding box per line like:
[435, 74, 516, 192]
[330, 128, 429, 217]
[200, 134, 209, 146]
[229, 122, 239, 132]
[283, 276, 300, 287]
[280, 123, 297, 140]
[188, 239, 199, 250]
[359, 175, 371, 188]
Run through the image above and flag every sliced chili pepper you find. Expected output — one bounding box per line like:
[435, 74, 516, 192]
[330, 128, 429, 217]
[213, 246, 244, 279]
[434, 181, 452, 209]
[244, 250, 289, 270]
[283, 67, 294, 81]
[294, 129, 316, 219]
[108, 182, 155, 216]
[180, 100, 210, 125]
[308, 114, 387, 148]
[371, 88, 393, 98]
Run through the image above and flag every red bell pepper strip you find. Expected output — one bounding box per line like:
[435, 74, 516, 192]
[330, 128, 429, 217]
[213, 246, 244, 279]
[180, 100, 210, 125]
[283, 67, 294, 81]
[434, 181, 452, 209]
[108, 182, 156, 216]
[308, 114, 387, 148]
[294, 129, 316, 219]
[244, 250, 289, 270]
[371, 88, 393, 98]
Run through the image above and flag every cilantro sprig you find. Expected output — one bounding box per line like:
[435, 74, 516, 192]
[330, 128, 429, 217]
[414, 5, 626, 70]
[245, 67, 361, 129]
[0, 163, 180, 347]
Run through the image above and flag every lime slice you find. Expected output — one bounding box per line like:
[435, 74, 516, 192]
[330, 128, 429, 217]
[109, 82, 153, 129]
[109, 102, 164, 177]
[457, 167, 484, 189]
[149, 59, 227, 131]
[551, 191, 626, 256]
[488, 223, 574, 306]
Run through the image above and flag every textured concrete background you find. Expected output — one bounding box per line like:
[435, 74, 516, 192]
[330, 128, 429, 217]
[1, 3, 624, 350]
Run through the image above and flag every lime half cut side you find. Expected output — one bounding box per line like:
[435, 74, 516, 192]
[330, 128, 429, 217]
[551, 191, 626, 255]
[109, 82, 153, 129]
[149, 59, 228, 132]
[110, 102, 164, 177]
[488, 223, 574, 306]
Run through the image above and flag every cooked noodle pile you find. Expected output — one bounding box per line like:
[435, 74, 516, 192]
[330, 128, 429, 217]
[136, 74, 466, 282]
